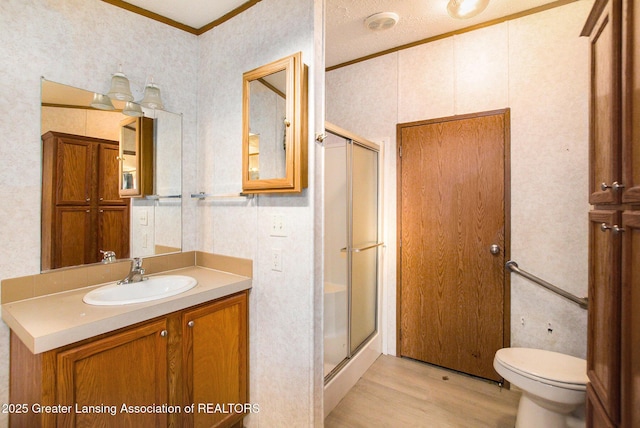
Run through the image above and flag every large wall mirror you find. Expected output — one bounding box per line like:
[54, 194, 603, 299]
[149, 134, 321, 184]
[41, 79, 182, 271]
[242, 52, 308, 193]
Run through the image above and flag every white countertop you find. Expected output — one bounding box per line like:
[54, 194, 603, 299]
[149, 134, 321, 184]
[2, 266, 251, 354]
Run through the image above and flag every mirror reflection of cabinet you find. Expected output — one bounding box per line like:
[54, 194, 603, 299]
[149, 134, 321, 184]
[41, 132, 130, 270]
[119, 117, 154, 197]
[242, 52, 308, 193]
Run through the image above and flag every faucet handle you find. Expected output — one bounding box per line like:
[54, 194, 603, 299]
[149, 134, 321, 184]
[100, 250, 116, 263]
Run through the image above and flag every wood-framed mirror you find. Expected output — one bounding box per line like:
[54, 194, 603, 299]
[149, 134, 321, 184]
[242, 52, 308, 193]
[118, 116, 154, 198]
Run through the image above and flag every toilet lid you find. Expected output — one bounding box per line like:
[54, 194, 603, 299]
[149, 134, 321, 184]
[495, 348, 588, 386]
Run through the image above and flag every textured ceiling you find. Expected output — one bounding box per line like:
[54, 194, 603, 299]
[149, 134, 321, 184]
[115, 0, 572, 67]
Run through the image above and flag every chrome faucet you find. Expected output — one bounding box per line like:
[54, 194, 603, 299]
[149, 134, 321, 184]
[118, 258, 145, 284]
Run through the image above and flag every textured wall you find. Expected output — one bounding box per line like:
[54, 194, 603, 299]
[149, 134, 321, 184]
[0, 1, 198, 426]
[195, 0, 319, 426]
[0, 0, 322, 426]
[326, 1, 593, 360]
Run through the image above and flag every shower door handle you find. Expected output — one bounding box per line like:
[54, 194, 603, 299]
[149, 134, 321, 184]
[340, 242, 384, 253]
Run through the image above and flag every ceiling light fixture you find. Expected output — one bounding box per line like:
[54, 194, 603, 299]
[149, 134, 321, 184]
[447, 0, 490, 19]
[364, 12, 399, 31]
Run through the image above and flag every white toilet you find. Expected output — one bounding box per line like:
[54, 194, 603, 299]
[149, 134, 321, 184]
[493, 347, 588, 428]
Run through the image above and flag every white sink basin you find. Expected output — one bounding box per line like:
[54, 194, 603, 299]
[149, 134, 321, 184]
[83, 275, 198, 306]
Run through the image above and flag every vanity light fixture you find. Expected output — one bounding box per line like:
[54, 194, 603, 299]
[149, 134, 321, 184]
[107, 66, 134, 101]
[447, 0, 490, 19]
[122, 101, 144, 117]
[90, 92, 115, 110]
[140, 79, 164, 110]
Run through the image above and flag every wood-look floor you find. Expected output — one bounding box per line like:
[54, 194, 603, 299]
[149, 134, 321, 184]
[325, 355, 521, 428]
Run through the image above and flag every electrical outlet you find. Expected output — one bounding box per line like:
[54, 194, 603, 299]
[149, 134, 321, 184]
[270, 214, 287, 237]
[139, 209, 148, 226]
[271, 249, 282, 271]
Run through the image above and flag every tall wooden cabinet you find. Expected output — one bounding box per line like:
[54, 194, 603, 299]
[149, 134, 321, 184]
[41, 132, 130, 270]
[583, 1, 640, 427]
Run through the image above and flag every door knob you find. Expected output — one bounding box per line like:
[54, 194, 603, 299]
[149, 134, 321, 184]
[490, 244, 501, 255]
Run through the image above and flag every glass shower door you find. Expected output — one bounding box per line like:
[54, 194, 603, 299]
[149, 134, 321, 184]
[323, 128, 380, 380]
[348, 142, 379, 354]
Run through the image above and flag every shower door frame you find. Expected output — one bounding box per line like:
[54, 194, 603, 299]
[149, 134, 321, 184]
[324, 122, 383, 383]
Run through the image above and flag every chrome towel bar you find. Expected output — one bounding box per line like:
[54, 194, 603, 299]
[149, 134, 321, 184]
[506, 260, 588, 310]
[190, 192, 254, 200]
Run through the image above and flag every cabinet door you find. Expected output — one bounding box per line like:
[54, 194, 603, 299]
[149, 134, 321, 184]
[98, 143, 126, 205]
[56, 319, 169, 427]
[587, 383, 617, 428]
[183, 291, 248, 428]
[588, 0, 623, 204]
[54, 206, 92, 269]
[588, 210, 622, 424]
[56, 137, 94, 205]
[621, 0, 640, 203]
[621, 210, 640, 427]
[98, 205, 130, 260]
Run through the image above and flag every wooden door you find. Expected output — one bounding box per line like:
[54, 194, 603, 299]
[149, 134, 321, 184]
[183, 291, 248, 428]
[397, 110, 509, 381]
[56, 319, 169, 427]
[587, 209, 622, 424]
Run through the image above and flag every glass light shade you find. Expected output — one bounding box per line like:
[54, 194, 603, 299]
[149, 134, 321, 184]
[123, 101, 144, 117]
[141, 83, 164, 109]
[447, 0, 490, 19]
[90, 93, 115, 110]
[107, 72, 134, 101]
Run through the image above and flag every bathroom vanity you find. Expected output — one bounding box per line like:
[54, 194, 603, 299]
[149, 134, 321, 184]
[2, 252, 251, 428]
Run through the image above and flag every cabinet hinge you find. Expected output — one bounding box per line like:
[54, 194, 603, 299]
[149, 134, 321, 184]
[399, 145, 402, 158]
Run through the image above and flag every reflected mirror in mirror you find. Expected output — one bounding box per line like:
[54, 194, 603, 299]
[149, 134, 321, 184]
[40, 79, 182, 271]
[248, 69, 287, 180]
[121, 119, 138, 191]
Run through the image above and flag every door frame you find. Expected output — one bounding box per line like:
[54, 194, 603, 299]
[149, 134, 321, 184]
[395, 108, 512, 365]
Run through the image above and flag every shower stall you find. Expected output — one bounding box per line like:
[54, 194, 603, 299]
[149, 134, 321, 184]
[323, 123, 382, 411]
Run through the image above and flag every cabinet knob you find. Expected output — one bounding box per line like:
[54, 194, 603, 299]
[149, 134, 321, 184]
[187, 321, 195, 328]
[600, 223, 625, 234]
[160, 330, 168, 337]
[86, 198, 91, 202]
[601, 181, 625, 191]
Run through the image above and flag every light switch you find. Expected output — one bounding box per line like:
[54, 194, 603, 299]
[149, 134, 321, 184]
[270, 214, 286, 237]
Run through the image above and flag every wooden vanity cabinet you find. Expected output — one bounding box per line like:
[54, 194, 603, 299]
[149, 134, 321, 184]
[9, 291, 249, 428]
[41, 132, 130, 269]
[182, 291, 248, 428]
